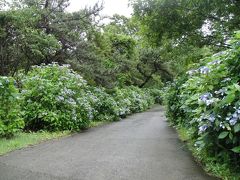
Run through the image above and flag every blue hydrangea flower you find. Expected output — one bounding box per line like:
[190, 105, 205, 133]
[206, 99, 215, 106]
[56, 96, 64, 102]
[198, 113, 216, 123]
[200, 92, 212, 101]
[199, 92, 214, 106]
[237, 108, 240, 114]
[187, 69, 198, 76]
[229, 118, 238, 126]
[221, 78, 231, 83]
[219, 122, 225, 129]
[208, 114, 216, 122]
[207, 60, 221, 65]
[199, 125, 208, 133]
[67, 98, 76, 105]
[5, 79, 10, 84]
[226, 108, 240, 126]
[199, 66, 211, 74]
[215, 88, 227, 96]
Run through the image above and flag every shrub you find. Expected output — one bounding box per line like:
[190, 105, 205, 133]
[20, 63, 156, 132]
[21, 63, 92, 131]
[0, 76, 24, 137]
[164, 77, 188, 126]
[147, 88, 163, 104]
[164, 31, 240, 173]
[112, 87, 132, 117]
[86, 87, 121, 121]
[113, 86, 154, 116]
[126, 86, 154, 112]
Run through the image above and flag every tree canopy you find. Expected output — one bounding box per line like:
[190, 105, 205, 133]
[0, 0, 239, 87]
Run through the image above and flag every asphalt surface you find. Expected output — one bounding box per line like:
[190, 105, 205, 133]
[0, 106, 215, 180]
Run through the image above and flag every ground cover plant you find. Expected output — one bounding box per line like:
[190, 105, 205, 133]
[164, 32, 240, 179]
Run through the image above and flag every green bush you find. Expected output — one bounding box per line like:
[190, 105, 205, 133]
[147, 88, 163, 104]
[126, 86, 154, 112]
[113, 86, 154, 116]
[21, 63, 92, 131]
[0, 76, 24, 137]
[20, 63, 156, 132]
[86, 87, 121, 121]
[164, 31, 240, 174]
[112, 87, 132, 117]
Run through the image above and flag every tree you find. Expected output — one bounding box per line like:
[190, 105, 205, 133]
[137, 48, 172, 87]
[0, 7, 60, 75]
[131, 0, 240, 47]
[130, 0, 240, 76]
[0, 0, 103, 76]
[73, 15, 140, 88]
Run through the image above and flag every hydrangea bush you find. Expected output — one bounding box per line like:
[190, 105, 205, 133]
[113, 86, 154, 117]
[0, 77, 24, 137]
[21, 63, 92, 131]
[165, 31, 240, 170]
[0, 63, 156, 137]
[20, 63, 155, 132]
[147, 88, 163, 104]
[86, 87, 121, 121]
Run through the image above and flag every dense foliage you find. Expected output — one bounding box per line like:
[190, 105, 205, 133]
[1, 0, 240, 177]
[0, 64, 155, 136]
[21, 63, 91, 131]
[131, 0, 240, 45]
[0, 77, 24, 137]
[131, 0, 240, 74]
[0, 0, 162, 136]
[164, 32, 240, 175]
[0, 0, 173, 88]
[1, 0, 239, 87]
[113, 86, 154, 116]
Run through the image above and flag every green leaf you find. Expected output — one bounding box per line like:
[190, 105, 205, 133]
[208, 85, 214, 90]
[223, 93, 235, 104]
[229, 132, 233, 140]
[231, 146, 240, 153]
[234, 84, 240, 91]
[218, 131, 229, 139]
[233, 137, 238, 144]
[234, 124, 240, 133]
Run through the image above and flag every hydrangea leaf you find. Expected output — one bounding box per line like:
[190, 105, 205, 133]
[231, 146, 240, 153]
[234, 124, 240, 133]
[218, 131, 229, 139]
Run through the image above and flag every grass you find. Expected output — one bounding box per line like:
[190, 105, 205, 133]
[177, 127, 190, 142]
[175, 126, 240, 180]
[0, 131, 70, 156]
[0, 120, 112, 156]
[89, 120, 111, 128]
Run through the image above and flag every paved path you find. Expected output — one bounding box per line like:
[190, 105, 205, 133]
[0, 106, 215, 180]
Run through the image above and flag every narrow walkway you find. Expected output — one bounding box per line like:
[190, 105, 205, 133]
[0, 106, 215, 180]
